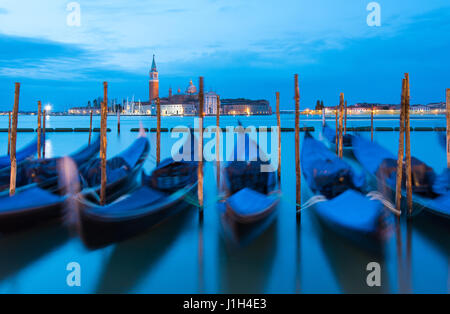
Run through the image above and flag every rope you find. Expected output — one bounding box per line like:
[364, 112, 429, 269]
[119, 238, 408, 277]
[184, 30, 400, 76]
[296, 195, 327, 213]
[366, 190, 401, 216]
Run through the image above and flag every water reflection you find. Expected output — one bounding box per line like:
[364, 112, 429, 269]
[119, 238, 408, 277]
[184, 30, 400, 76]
[95, 208, 195, 293]
[0, 225, 69, 281]
[218, 220, 277, 294]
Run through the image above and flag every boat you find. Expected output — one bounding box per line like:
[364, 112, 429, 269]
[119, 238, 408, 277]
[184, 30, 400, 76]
[322, 124, 354, 156]
[0, 136, 101, 192]
[219, 128, 280, 246]
[77, 132, 198, 249]
[351, 134, 450, 219]
[0, 137, 42, 170]
[0, 136, 149, 234]
[301, 132, 394, 251]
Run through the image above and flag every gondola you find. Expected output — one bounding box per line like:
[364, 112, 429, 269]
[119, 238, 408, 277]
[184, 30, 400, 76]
[322, 124, 353, 157]
[77, 132, 198, 249]
[0, 136, 149, 234]
[0, 136, 101, 192]
[0, 137, 41, 169]
[219, 128, 280, 246]
[351, 134, 450, 219]
[301, 132, 393, 251]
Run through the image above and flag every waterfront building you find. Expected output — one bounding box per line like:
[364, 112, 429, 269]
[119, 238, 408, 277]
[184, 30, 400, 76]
[221, 98, 271, 115]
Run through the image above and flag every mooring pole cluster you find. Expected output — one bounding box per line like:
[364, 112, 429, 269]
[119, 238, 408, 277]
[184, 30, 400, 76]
[395, 73, 413, 216]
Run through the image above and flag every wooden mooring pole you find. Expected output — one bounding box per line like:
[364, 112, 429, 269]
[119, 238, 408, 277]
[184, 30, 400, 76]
[276, 91, 281, 183]
[7, 111, 11, 155]
[371, 104, 374, 142]
[9, 83, 20, 196]
[100, 82, 108, 206]
[338, 93, 344, 158]
[404, 73, 413, 216]
[88, 110, 93, 145]
[198, 77, 204, 219]
[156, 97, 161, 165]
[395, 79, 406, 215]
[446, 88, 450, 168]
[294, 74, 301, 222]
[216, 95, 221, 188]
[42, 110, 46, 158]
[37, 101, 42, 158]
[335, 106, 338, 155]
[344, 100, 348, 135]
[117, 109, 121, 134]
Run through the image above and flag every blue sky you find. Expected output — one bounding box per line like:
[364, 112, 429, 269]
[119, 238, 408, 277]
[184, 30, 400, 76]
[0, 0, 449, 111]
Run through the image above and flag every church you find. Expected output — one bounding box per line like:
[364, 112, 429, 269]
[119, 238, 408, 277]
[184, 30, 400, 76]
[138, 55, 219, 116]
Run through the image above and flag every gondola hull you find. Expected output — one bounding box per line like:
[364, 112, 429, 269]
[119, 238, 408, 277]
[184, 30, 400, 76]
[78, 181, 198, 249]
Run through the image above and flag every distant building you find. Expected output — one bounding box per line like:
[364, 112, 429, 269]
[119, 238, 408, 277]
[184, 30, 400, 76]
[411, 104, 431, 113]
[221, 98, 271, 115]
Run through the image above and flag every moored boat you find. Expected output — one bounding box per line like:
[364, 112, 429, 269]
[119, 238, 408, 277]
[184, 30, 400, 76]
[0, 137, 42, 170]
[0, 136, 148, 234]
[219, 128, 280, 246]
[77, 132, 198, 249]
[301, 132, 394, 251]
[351, 134, 450, 219]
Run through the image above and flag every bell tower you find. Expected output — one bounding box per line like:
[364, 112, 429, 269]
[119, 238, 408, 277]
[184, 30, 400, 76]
[149, 54, 159, 102]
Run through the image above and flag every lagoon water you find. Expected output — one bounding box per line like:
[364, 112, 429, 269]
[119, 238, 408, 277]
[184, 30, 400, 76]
[0, 114, 448, 294]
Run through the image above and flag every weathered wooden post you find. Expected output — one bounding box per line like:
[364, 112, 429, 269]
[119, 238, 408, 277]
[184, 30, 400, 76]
[276, 91, 281, 183]
[294, 74, 301, 222]
[446, 88, 450, 168]
[100, 82, 108, 206]
[156, 97, 161, 165]
[198, 77, 204, 219]
[216, 95, 221, 188]
[371, 104, 374, 142]
[42, 110, 46, 158]
[344, 100, 348, 135]
[7, 111, 11, 155]
[395, 79, 406, 214]
[335, 106, 338, 155]
[338, 93, 344, 158]
[37, 101, 42, 158]
[404, 73, 413, 216]
[88, 110, 93, 145]
[9, 83, 20, 196]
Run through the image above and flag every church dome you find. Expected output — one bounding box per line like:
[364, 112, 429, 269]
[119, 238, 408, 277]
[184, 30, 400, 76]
[186, 80, 197, 95]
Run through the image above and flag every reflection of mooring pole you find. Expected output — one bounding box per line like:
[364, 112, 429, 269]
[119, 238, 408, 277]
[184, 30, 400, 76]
[276, 92, 281, 184]
[198, 77, 204, 220]
[9, 83, 20, 196]
[344, 100, 348, 135]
